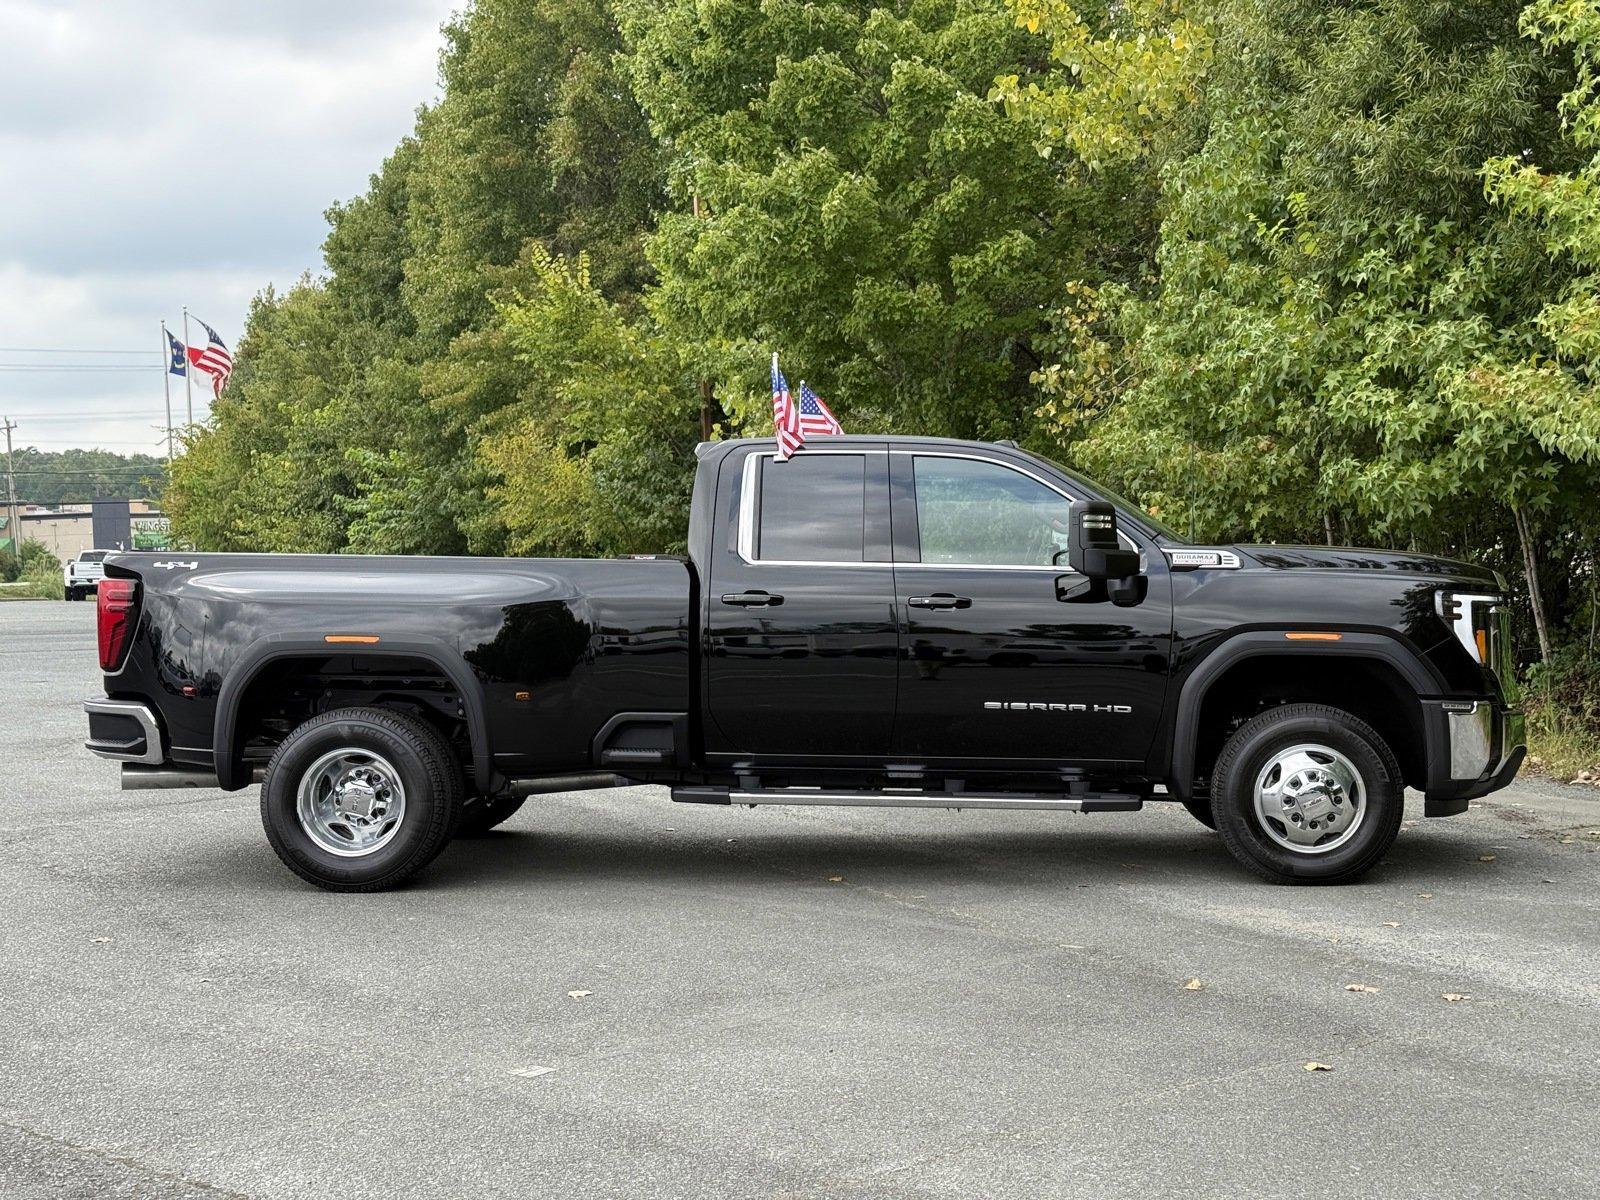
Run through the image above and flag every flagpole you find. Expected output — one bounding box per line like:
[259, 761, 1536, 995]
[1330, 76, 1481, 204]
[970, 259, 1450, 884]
[181, 305, 194, 427]
[160, 320, 175, 464]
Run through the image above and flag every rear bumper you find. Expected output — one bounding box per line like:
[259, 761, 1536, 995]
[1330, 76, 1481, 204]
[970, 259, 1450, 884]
[83, 698, 164, 765]
[1423, 700, 1525, 815]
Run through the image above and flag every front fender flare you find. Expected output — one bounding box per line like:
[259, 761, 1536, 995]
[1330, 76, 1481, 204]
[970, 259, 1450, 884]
[212, 633, 493, 793]
[1165, 630, 1444, 801]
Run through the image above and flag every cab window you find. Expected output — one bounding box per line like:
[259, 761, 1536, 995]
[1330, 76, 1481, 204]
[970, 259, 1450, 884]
[756, 454, 867, 562]
[911, 456, 1071, 567]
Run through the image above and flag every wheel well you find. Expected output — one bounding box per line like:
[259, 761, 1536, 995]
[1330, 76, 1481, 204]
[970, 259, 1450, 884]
[1190, 655, 1426, 791]
[231, 654, 472, 781]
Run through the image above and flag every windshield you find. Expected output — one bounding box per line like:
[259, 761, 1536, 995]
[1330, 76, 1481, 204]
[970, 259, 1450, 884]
[79, 551, 107, 563]
[1023, 450, 1186, 543]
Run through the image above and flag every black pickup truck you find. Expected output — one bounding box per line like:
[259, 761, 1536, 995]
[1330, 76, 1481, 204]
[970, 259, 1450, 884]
[84, 436, 1524, 891]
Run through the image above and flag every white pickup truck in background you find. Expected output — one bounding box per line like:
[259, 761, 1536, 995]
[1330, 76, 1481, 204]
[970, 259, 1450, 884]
[63, 550, 108, 601]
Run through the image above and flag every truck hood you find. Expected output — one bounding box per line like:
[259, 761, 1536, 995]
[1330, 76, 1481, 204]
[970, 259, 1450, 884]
[1234, 545, 1501, 586]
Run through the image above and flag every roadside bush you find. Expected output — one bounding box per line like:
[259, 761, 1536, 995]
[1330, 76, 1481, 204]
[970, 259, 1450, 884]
[18, 538, 59, 573]
[0, 542, 65, 599]
[1524, 646, 1600, 781]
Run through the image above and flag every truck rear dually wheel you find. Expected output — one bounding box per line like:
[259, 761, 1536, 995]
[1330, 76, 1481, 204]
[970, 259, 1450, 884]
[1210, 703, 1403, 884]
[260, 706, 463, 892]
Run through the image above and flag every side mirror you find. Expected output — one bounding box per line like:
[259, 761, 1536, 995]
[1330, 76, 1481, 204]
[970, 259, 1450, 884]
[1067, 501, 1140, 580]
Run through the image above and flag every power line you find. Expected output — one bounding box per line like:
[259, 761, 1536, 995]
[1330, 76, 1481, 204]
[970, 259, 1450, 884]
[0, 347, 159, 355]
[0, 410, 199, 420]
[10, 467, 166, 476]
[0, 365, 165, 373]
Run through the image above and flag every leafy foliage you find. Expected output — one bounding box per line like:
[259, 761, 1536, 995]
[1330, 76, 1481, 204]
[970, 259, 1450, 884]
[5, 448, 163, 506]
[166, 0, 1600, 698]
[167, 0, 666, 557]
[1020, 0, 1598, 664]
[622, 0, 1149, 440]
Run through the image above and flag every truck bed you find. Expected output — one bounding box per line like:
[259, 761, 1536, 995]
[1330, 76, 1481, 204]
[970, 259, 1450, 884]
[102, 552, 694, 786]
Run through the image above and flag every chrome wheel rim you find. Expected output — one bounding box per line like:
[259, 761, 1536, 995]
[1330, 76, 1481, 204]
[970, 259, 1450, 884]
[296, 748, 407, 858]
[1253, 743, 1366, 855]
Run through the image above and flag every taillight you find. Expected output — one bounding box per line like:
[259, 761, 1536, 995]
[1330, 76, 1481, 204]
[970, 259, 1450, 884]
[97, 578, 139, 671]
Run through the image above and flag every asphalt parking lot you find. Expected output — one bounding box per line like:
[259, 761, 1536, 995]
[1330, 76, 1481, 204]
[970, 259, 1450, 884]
[2, 600, 1598, 1198]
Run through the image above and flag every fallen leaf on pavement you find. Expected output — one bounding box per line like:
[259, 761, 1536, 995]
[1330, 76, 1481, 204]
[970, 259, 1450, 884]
[1304, 1062, 1333, 1072]
[1345, 983, 1379, 993]
[1417, 892, 1434, 899]
[1183, 978, 1204, 991]
[1382, 922, 1401, 928]
[1477, 854, 1497, 863]
[509, 1066, 555, 1079]
[567, 990, 593, 999]
[90, 937, 111, 944]
[827, 875, 844, 883]
[1442, 993, 1470, 1002]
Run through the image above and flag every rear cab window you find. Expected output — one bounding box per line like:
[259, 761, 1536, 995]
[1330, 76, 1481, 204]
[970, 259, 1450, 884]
[750, 454, 869, 563]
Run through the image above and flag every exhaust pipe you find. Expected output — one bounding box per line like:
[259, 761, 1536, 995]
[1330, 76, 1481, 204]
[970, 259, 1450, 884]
[121, 764, 221, 790]
[503, 772, 631, 797]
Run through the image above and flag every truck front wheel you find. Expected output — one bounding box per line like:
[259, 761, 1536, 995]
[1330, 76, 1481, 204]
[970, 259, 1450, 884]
[260, 707, 463, 892]
[1210, 703, 1404, 884]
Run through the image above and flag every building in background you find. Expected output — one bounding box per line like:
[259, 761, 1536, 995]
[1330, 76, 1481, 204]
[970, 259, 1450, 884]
[0, 499, 170, 560]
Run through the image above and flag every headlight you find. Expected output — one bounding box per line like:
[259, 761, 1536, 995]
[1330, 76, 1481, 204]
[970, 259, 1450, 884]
[1437, 590, 1517, 702]
[1436, 590, 1498, 663]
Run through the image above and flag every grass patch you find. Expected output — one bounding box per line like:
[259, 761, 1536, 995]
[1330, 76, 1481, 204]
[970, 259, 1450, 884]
[1526, 701, 1600, 782]
[1523, 646, 1600, 782]
[0, 560, 65, 600]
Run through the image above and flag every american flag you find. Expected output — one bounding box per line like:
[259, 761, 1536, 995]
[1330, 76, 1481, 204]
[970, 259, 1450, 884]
[770, 354, 842, 461]
[186, 318, 233, 398]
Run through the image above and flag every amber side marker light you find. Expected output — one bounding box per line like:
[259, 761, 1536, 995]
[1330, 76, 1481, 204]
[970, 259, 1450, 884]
[324, 635, 381, 645]
[1285, 631, 1343, 642]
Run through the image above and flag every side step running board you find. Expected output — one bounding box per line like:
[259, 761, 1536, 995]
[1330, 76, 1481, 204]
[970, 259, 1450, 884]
[671, 786, 1143, 813]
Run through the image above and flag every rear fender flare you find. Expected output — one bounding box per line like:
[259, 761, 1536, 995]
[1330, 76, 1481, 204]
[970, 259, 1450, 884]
[1166, 630, 1443, 800]
[213, 634, 492, 793]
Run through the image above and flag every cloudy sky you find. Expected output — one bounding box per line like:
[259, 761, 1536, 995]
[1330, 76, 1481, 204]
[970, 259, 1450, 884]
[0, 0, 453, 464]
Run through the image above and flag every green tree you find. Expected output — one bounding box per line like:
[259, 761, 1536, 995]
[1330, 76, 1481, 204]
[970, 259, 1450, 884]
[4, 448, 164, 505]
[621, 0, 1150, 441]
[168, 0, 666, 557]
[1021, 0, 1596, 660]
[480, 248, 701, 554]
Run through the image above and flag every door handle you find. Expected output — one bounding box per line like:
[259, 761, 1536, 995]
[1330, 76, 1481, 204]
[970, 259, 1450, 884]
[721, 590, 784, 607]
[907, 593, 972, 610]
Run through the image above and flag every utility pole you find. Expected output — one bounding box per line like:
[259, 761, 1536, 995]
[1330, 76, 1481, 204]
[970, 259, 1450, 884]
[3, 417, 18, 559]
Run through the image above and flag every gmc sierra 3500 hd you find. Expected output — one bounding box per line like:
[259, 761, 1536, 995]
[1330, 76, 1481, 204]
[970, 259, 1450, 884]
[83, 436, 1524, 891]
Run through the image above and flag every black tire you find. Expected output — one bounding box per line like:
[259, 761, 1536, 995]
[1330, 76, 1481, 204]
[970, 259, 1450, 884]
[455, 794, 527, 837]
[64, 587, 77, 601]
[260, 706, 464, 892]
[1180, 795, 1217, 830]
[1211, 703, 1404, 885]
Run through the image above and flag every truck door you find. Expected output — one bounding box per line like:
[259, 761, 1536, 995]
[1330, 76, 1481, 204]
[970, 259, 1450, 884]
[704, 445, 898, 759]
[889, 449, 1171, 768]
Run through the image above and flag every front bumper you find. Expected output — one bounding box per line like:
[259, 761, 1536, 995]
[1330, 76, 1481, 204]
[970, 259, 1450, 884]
[1423, 700, 1525, 815]
[83, 698, 164, 765]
